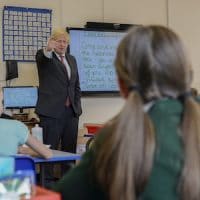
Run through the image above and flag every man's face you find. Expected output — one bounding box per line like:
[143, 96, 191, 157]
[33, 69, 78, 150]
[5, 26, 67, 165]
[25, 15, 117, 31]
[54, 35, 69, 55]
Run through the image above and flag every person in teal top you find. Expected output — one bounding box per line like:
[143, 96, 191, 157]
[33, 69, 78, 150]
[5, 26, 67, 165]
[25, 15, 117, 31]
[0, 89, 52, 159]
[0, 118, 28, 155]
[54, 25, 200, 200]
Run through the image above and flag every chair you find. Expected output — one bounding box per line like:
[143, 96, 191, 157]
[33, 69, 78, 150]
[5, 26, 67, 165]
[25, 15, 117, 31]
[84, 123, 103, 151]
[14, 155, 36, 184]
[86, 137, 95, 151]
[0, 155, 36, 187]
[0, 155, 35, 174]
[14, 155, 35, 172]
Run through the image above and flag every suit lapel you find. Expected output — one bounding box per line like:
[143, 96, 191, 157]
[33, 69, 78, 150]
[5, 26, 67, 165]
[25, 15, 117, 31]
[66, 54, 74, 82]
[53, 52, 69, 81]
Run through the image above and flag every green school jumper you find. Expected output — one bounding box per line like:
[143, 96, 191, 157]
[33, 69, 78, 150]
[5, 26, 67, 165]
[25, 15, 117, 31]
[53, 99, 184, 200]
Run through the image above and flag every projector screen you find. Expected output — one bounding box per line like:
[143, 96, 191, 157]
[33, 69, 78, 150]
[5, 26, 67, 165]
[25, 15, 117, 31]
[3, 86, 38, 109]
[68, 28, 127, 95]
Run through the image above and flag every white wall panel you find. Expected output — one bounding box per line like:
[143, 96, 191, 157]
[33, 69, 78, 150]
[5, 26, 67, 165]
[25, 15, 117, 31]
[61, 0, 103, 28]
[168, 0, 200, 90]
[104, 0, 167, 25]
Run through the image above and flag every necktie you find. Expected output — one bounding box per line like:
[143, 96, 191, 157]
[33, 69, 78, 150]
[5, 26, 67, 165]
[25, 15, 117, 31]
[60, 55, 71, 107]
[60, 55, 69, 78]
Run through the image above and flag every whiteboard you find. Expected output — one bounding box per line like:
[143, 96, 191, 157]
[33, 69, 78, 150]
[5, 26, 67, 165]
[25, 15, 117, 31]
[68, 28, 126, 95]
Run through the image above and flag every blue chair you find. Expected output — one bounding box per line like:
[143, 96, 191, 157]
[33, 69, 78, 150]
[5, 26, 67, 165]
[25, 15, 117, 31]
[0, 155, 36, 183]
[14, 155, 36, 184]
[0, 155, 35, 172]
[14, 155, 35, 172]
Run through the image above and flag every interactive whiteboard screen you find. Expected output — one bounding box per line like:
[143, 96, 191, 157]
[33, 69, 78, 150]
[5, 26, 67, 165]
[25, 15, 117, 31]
[68, 28, 126, 95]
[3, 86, 38, 109]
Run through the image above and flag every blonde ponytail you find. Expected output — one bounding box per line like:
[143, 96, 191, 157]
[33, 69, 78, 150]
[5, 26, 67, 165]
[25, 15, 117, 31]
[95, 92, 155, 200]
[181, 98, 200, 200]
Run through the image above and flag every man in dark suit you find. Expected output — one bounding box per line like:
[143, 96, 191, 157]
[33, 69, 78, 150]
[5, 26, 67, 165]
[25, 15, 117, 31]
[35, 28, 82, 179]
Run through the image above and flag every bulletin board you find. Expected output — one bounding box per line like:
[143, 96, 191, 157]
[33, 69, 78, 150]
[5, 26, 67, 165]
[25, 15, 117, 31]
[3, 6, 52, 62]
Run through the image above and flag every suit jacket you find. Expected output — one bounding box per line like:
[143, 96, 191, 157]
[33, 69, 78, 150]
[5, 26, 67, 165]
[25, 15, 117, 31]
[35, 49, 82, 118]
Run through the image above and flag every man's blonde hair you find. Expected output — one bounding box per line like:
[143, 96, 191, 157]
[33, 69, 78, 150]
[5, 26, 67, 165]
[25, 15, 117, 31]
[50, 28, 70, 42]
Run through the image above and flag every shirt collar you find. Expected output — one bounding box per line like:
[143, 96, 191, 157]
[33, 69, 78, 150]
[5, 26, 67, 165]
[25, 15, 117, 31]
[54, 52, 65, 59]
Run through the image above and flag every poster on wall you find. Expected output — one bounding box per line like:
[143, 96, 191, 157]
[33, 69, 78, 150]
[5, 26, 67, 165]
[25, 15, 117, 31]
[2, 6, 52, 62]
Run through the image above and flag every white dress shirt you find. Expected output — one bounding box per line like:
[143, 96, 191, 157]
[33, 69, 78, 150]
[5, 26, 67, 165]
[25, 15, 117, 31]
[43, 48, 71, 79]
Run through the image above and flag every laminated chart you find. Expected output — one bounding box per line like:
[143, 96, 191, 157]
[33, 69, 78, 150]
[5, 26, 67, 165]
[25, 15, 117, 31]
[3, 6, 52, 61]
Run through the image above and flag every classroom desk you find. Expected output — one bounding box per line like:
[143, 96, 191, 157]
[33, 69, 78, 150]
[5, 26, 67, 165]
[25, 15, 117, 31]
[33, 150, 81, 187]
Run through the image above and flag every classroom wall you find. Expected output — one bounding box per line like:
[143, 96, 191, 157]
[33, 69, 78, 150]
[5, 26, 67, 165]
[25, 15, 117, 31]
[0, 0, 199, 127]
[168, 0, 200, 89]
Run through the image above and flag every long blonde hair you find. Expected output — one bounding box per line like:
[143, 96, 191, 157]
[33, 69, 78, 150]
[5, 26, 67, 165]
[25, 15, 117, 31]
[95, 25, 200, 200]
